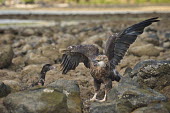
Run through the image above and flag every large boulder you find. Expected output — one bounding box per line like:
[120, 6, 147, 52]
[0, 82, 11, 98]
[38, 45, 60, 61]
[132, 103, 169, 113]
[142, 32, 160, 46]
[3, 80, 22, 92]
[0, 99, 8, 113]
[0, 45, 14, 69]
[3, 87, 68, 113]
[21, 28, 35, 36]
[47, 79, 82, 113]
[25, 52, 52, 65]
[129, 44, 162, 57]
[131, 60, 170, 90]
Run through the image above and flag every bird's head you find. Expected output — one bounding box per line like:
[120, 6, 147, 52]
[92, 55, 108, 68]
[38, 64, 55, 86]
[41, 64, 55, 74]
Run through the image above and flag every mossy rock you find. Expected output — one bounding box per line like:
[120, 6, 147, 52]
[0, 82, 11, 98]
[0, 45, 14, 69]
[3, 88, 68, 113]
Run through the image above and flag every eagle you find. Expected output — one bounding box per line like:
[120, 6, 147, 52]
[60, 17, 160, 102]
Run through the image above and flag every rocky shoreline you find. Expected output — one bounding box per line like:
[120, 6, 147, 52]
[0, 15, 170, 113]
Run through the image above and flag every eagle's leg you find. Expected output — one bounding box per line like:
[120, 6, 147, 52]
[90, 79, 101, 101]
[97, 79, 112, 102]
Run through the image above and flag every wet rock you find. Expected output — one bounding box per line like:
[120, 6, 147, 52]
[0, 45, 14, 69]
[3, 88, 68, 113]
[90, 99, 133, 113]
[107, 76, 167, 108]
[0, 82, 11, 98]
[164, 32, 170, 40]
[38, 45, 60, 61]
[132, 103, 169, 113]
[48, 80, 82, 113]
[0, 69, 20, 81]
[82, 33, 106, 48]
[21, 64, 42, 85]
[142, 32, 159, 46]
[90, 102, 116, 113]
[160, 85, 170, 100]
[162, 101, 170, 112]
[3, 80, 22, 92]
[57, 34, 80, 49]
[129, 44, 162, 57]
[12, 56, 26, 67]
[22, 44, 32, 52]
[0, 34, 15, 45]
[22, 28, 35, 36]
[0, 100, 8, 113]
[25, 52, 52, 65]
[163, 42, 170, 48]
[131, 60, 170, 90]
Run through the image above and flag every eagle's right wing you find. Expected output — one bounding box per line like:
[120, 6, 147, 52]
[60, 45, 99, 74]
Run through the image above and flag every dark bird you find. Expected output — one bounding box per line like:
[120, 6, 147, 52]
[60, 17, 160, 102]
[32, 64, 55, 87]
[20, 64, 55, 91]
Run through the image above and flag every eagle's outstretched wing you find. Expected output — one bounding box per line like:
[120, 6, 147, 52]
[61, 44, 99, 74]
[105, 17, 160, 68]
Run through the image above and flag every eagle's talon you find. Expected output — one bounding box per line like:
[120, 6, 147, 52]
[96, 98, 106, 102]
[90, 98, 97, 102]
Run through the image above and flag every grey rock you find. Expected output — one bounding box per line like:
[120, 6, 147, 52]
[25, 52, 52, 65]
[132, 103, 169, 113]
[3, 88, 68, 113]
[160, 85, 170, 100]
[48, 79, 82, 113]
[38, 45, 60, 61]
[131, 60, 170, 90]
[132, 60, 170, 73]
[0, 82, 11, 98]
[22, 28, 35, 36]
[163, 42, 170, 48]
[0, 102, 8, 113]
[129, 44, 161, 57]
[164, 32, 170, 40]
[3, 80, 22, 92]
[0, 45, 14, 69]
[48, 79, 80, 93]
[143, 33, 159, 46]
[90, 102, 116, 113]
[90, 99, 133, 113]
[107, 76, 167, 108]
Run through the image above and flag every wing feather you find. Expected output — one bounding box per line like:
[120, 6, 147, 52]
[105, 17, 160, 68]
[61, 44, 99, 74]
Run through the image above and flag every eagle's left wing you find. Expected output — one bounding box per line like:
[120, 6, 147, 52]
[105, 17, 160, 68]
[61, 45, 99, 74]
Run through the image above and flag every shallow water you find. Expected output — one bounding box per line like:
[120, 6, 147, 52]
[0, 19, 56, 28]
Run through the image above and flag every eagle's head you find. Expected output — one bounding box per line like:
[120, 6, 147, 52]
[93, 55, 108, 68]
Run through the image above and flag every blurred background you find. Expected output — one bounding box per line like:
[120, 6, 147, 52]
[0, 1, 170, 113]
[0, 0, 170, 6]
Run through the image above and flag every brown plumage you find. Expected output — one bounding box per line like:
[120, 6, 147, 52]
[60, 17, 160, 102]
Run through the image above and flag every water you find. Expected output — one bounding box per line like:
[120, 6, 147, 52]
[0, 19, 56, 28]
